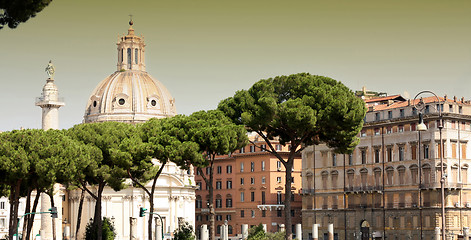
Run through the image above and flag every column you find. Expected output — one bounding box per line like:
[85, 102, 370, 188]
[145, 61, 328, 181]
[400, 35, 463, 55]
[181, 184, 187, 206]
[312, 224, 319, 240]
[242, 224, 249, 240]
[40, 193, 52, 240]
[201, 224, 209, 240]
[262, 224, 267, 233]
[130, 217, 138, 240]
[435, 227, 440, 240]
[464, 227, 469, 240]
[155, 217, 162, 240]
[328, 224, 334, 240]
[295, 224, 302, 240]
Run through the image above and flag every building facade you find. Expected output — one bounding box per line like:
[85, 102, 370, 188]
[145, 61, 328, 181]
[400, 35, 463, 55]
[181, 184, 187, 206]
[195, 133, 303, 239]
[302, 93, 471, 240]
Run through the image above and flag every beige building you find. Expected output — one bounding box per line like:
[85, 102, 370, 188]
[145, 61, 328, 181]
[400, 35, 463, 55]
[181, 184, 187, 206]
[302, 93, 471, 240]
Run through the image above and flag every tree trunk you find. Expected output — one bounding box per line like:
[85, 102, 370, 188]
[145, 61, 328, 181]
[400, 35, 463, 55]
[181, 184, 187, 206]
[26, 190, 41, 240]
[148, 193, 154, 240]
[49, 192, 57, 240]
[93, 182, 105, 240]
[22, 187, 32, 239]
[284, 160, 293, 240]
[209, 160, 215, 240]
[75, 187, 85, 239]
[8, 180, 21, 240]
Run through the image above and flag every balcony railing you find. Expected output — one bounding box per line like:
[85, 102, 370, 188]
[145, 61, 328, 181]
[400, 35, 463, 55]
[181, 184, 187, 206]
[420, 182, 462, 190]
[344, 186, 383, 193]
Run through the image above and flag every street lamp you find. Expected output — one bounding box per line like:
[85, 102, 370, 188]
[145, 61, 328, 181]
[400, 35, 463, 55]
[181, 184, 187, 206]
[413, 91, 444, 240]
[416, 112, 426, 240]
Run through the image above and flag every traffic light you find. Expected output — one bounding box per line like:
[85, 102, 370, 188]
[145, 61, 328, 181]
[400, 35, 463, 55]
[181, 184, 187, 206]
[139, 207, 147, 217]
[49, 207, 58, 218]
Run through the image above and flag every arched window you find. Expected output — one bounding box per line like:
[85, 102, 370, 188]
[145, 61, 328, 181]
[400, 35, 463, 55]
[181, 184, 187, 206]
[331, 170, 338, 189]
[195, 195, 202, 208]
[397, 165, 406, 185]
[215, 194, 222, 208]
[360, 168, 368, 188]
[373, 167, 382, 187]
[135, 48, 138, 64]
[452, 164, 459, 184]
[462, 164, 469, 184]
[423, 163, 432, 185]
[226, 194, 232, 208]
[409, 164, 418, 184]
[385, 166, 394, 185]
[127, 48, 132, 69]
[228, 225, 233, 235]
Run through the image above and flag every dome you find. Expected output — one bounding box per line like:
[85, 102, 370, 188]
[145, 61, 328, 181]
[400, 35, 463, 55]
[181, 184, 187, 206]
[83, 22, 176, 123]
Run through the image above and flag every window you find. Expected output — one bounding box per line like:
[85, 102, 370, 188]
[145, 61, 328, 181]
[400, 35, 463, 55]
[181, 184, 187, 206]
[411, 145, 417, 160]
[0, 202, 5, 210]
[134, 48, 138, 64]
[400, 109, 405, 117]
[361, 149, 367, 164]
[348, 153, 353, 165]
[387, 147, 392, 162]
[240, 192, 245, 202]
[374, 149, 380, 163]
[196, 215, 202, 221]
[240, 178, 244, 185]
[276, 144, 282, 151]
[261, 191, 266, 204]
[425, 105, 430, 114]
[0, 218, 5, 229]
[215, 198, 222, 208]
[240, 162, 244, 172]
[226, 197, 233, 208]
[240, 147, 245, 153]
[388, 111, 392, 119]
[398, 125, 404, 132]
[449, 104, 453, 113]
[411, 123, 416, 131]
[261, 176, 266, 184]
[216, 215, 222, 221]
[277, 161, 282, 171]
[206, 167, 211, 175]
[251, 192, 255, 202]
[251, 162, 255, 172]
[251, 177, 255, 184]
[241, 210, 245, 218]
[291, 210, 295, 217]
[262, 210, 266, 217]
[374, 128, 380, 135]
[277, 177, 282, 183]
[261, 144, 266, 152]
[424, 144, 429, 159]
[332, 153, 337, 166]
[195, 196, 202, 208]
[226, 215, 232, 221]
[277, 210, 282, 217]
[460, 106, 463, 114]
[216, 181, 222, 189]
[386, 126, 392, 134]
[361, 130, 366, 137]
[250, 145, 255, 152]
[277, 191, 282, 204]
[399, 146, 404, 161]
[127, 48, 132, 68]
[412, 107, 417, 116]
[217, 166, 222, 174]
[375, 112, 380, 121]
[226, 165, 232, 173]
[261, 161, 265, 171]
[226, 180, 232, 189]
[228, 225, 233, 234]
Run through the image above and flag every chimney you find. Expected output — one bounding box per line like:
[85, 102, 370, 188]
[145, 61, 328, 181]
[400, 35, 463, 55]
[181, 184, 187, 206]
[444, 95, 447, 101]
[408, 99, 411, 106]
[454, 96, 457, 102]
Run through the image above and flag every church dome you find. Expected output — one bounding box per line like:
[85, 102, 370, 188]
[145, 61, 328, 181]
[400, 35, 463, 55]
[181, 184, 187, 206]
[84, 22, 176, 123]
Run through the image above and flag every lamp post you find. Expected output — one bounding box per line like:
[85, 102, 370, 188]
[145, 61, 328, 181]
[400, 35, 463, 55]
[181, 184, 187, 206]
[413, 91, 444, 240]
[417, 112, 425, 240]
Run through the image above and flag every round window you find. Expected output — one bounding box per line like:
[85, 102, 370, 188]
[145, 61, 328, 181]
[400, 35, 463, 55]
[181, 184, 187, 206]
[118, 98, 125, 105]
[93, 101, 97, 107]
[151, 99, 157, 106]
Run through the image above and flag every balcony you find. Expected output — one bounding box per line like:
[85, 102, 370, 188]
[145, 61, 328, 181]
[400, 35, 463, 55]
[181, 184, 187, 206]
[344, 186, 383, 193]
[419, 182, 462, 190]
[257, 204, 285, 211]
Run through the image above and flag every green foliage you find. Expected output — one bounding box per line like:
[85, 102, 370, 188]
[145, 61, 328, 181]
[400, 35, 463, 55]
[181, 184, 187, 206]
[218, 72, 366, 154]
[0, 0, 53, 29]
[248, 224, 266, 240]
[247, 224, 285, 240]
[84, 217, 116, 240]
[186, 110, 248, 159]
[173, 221, 195, 240]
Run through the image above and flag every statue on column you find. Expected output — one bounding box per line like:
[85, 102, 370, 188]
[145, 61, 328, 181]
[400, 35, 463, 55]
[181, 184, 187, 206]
[45, 60, 55, 78]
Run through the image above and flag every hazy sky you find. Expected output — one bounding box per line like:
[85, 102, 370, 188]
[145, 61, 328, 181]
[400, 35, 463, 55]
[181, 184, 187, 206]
[1, 0, 471, 131]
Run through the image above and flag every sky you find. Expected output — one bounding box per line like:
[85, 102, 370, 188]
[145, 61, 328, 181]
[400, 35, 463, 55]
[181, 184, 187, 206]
[1, 0, 471, 131]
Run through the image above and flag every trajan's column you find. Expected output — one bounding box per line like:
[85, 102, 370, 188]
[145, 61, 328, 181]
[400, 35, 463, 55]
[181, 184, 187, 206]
[35, 61, 65, 239]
